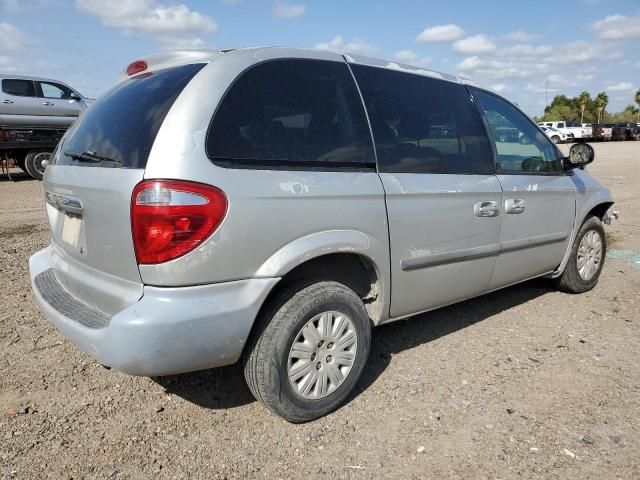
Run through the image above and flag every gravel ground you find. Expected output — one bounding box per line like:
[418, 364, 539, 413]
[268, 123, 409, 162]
[1, 142, 639, 479]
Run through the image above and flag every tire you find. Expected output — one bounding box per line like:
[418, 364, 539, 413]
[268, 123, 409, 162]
[244, 281, 371, 423]
[553, 216, 606, 294]
[551, 135, 560, 144]
[24, 150, 50, 181]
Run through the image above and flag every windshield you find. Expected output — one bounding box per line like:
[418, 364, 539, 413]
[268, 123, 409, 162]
[55, 63, 204, 168]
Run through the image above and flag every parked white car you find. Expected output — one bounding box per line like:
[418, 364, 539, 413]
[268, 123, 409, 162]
[539, 125, 568, 144]
[538, 121, 590, 140]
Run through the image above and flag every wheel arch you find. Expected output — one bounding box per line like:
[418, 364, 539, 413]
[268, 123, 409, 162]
[243, 248, 386, 361]
[552, 191, 614, 278]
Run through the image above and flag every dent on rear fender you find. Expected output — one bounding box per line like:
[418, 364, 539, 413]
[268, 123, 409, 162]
[254, 230, 376, 278]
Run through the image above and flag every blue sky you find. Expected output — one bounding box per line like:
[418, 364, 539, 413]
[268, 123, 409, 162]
[1, 0, 639, 115]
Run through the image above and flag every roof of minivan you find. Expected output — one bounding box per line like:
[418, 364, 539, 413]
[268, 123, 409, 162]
[121, 46, 465, 85]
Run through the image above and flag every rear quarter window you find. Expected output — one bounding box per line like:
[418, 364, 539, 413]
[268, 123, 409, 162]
[55, 63, 204, 169]
[351, 65, 494, 175]
[206, 59, 374, 171]
[2, 79, 36, 97]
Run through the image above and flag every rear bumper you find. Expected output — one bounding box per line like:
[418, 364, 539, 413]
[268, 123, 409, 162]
[29, 248, 279, 376]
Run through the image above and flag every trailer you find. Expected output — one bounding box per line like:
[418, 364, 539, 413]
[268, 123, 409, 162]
[0, 125, 66, 180]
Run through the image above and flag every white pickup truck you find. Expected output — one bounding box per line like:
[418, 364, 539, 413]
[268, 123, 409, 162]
[538, 121, 591, 140]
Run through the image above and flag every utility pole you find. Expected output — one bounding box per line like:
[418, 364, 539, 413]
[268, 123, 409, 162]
[545, 78, 549, 108]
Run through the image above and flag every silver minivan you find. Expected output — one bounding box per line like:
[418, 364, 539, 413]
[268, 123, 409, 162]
[30, 48, 614, 422]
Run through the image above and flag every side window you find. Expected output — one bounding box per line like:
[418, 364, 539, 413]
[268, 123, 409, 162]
[473, 90, 562, 174]
[2, 79, 36, 97]
[40, 82, 73, 99]
[351, 65, 494, 174]
[207, 59, 374, 169]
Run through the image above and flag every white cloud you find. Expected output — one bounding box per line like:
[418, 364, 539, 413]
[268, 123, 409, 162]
[591, 14, 640, 39]
[490, 83, 509, 93]
[525, 82, 560, 93]
[416, 24, 464, 43]
[393, 49, 432, 67]
[500, 44, 553, 56]
[0, 55, 16, 71]
[456, 56, 483, 70]
[548, 41, 622, 65]
[156, 36, 211, 50]
[75, 0, 217, 47]
[504, 30, 541, 42]
[314, 35, 376, 55]
[1, 0, 59, 11]
[577, 73, 594, 81]
[453, 35, 496, 54]
[0, 22, 28, 52]
[606, 81, 635, 92]
[273, 2, 305, 18]
[457, 56, 532, 79]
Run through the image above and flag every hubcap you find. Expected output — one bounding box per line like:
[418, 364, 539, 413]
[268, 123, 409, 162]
[577, 230, 602, 281]
[287, 311, 357, 400]
[33, 152, 50, 175]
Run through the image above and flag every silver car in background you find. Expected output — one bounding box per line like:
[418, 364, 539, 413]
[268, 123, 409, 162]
[29, 47, 614, 422]
[0, 74, 89, 127]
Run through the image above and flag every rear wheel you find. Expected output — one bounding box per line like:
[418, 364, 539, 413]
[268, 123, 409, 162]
[244, 281, 371, 423]
[554, 216, 606, 293]
[24, 150, 50, 180]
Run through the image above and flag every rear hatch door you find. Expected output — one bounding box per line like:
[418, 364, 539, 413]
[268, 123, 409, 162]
[44, 63, 205, 314]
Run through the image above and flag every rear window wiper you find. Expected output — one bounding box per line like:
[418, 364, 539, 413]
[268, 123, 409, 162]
[63, 150, 121, 164]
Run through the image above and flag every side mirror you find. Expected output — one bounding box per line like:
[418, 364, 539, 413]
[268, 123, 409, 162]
[69, 92, 82, 101]
[563, 143, 594, 170]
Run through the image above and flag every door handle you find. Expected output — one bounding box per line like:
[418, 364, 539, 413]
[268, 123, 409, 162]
[42, 101, 55, 106]
[474, 200, 500, 217]
[1, 99, 13, 104]
[505, 198, 526, 214]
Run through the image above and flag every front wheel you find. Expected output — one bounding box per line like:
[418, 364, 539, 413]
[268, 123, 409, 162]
[554, 216, 606, 293]
[244, 281, 371, 423]
[551, 135, 560, 144]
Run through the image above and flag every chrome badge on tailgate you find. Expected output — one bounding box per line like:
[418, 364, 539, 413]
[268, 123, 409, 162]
[44, 191, 84, 215]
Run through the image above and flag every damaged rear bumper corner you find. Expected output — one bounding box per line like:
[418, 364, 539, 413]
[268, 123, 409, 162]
[30, 248, 279, 376]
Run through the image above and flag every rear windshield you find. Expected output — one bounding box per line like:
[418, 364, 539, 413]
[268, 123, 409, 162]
[55, 63, 204, 169]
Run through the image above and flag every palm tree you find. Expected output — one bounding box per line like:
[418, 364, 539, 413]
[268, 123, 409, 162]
[635, 89, 640, 119]
[577, 91, 591, 124]
[595, 92, 609, 123]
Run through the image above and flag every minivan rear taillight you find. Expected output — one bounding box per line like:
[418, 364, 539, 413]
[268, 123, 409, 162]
[131, 180, 227, 264]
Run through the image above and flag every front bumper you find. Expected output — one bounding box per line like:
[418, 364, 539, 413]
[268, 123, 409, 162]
[602, 208, 619, 225]
[29, 247, 279, 376]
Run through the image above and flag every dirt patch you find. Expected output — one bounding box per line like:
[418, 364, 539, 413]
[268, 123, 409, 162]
[0, 224, 46, 238]
[605, 230, 622, 248]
